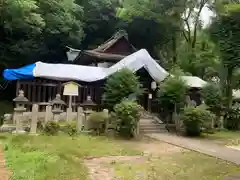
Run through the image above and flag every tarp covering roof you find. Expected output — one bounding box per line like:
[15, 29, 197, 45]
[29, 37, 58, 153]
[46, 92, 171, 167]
[3, 49, 207, 88]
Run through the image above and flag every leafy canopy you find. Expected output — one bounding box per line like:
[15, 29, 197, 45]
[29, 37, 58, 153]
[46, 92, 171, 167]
[157, 76, 188, 110]
[104, 69, 142, 109]
[201, 83, 223, 114]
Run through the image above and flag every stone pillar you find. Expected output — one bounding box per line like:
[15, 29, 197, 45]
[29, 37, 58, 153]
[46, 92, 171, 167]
[30, 104, 38, 134]
[136, 121, 140, 136]
[103, 109, 109, 133]
[220, 116, 224, 129]
[77, 107, 84, 132]
[66, 107, 73, 122]
[45, 105, 52, 123]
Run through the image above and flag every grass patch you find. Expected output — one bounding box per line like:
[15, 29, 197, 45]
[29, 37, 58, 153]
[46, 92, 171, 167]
[110, 151, 240, 180]
[1, 134, 141, 180]
[203, 131, 240, 145]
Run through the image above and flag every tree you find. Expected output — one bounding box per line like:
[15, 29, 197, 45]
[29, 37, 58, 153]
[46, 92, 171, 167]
[0, 0, 84, 70]
[182, 0, 214, 49]
[210, 4, 240, 108]
[103, 69, 142, 110]
[201, 83, 224, 127]
[117, 0, 186, 65]
[157, 76, 188, 128]
[0, 0, 45, 70]
[76, 0, 120, 49]
[34, 0, 84, 63]
[178, 30, 220, 79]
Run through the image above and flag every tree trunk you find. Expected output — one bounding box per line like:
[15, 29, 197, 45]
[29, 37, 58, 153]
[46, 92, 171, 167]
[226, 68, 233, 109]
[172, 35, 177, 65]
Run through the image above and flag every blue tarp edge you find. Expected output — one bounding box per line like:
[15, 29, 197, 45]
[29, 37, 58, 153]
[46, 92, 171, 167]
[3, 63, 36, 80]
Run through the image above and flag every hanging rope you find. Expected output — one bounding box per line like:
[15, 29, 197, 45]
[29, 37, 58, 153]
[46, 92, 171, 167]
[0, 80, 10, 92]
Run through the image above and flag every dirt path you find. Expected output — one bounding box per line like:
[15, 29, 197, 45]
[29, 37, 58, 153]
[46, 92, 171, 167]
[84, 140, 185, 180]
[0, 145, 11, 180]
[84, 156, 145, 180]
[146, 133, 240, 165]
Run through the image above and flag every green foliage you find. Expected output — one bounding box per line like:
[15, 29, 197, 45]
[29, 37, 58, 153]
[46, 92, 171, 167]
[225, 103, 240, 130]
[117, 0, 185, 60]
[157, 76, 188, 111]
[1, 134, 140, 180]
[178, 32, 220, 79]
[104, 69, 142, 109]
[181, 106, 215, 136]
[0, 0, 84, 71]
[43, 121, 60, 136]
[114, 100, 141, 138]
[77, 0, 119, 49]
[88, 111, 109, 135]
[61, 121, 78, 136]
[201, 83, 224, 114]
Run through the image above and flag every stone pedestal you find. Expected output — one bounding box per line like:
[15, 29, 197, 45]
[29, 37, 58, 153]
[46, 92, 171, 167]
[83, 110, 92, 130]
[30, 104, 38, 134]
[52, 110, 62, 122]
[77, 107, 84, 132]
[66, 108, 73, 122]
[13, 107, 26, 134]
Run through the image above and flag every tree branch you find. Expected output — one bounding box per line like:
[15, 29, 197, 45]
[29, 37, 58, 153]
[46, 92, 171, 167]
[192, 0, 209, 48]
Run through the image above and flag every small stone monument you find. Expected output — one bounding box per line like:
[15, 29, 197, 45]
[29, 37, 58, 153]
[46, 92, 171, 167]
[76, 107, 84, 132]
[103, 109, 109, 133]
[51, 94, 66, 122]
[30, 104, 39, 134]
[12, 90, 29, 134]
[45, 103, 52, 123]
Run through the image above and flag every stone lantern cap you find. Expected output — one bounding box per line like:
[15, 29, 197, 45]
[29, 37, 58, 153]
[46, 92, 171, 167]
[51, 94, 66, 106]
[13, 90, 29, 103]
[82, 96, 96, 107]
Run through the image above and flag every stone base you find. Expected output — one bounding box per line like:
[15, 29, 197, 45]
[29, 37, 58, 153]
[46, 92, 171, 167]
[12, 130, 27, 134]
[0, 124, 30, 133]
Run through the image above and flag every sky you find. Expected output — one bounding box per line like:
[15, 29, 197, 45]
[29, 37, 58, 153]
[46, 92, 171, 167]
[201, 6, 214, 27]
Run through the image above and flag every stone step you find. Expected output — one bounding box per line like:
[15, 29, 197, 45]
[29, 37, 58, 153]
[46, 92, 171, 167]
[139, 126, 166, 130]
[140, 119, 162, 123]
[140, 129, 168, 133]
[139, 123, 166, 127]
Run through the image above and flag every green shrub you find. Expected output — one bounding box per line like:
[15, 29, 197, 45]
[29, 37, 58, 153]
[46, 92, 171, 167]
[225, 103, 240, 130]
[88, 112, 109, 135]
[201, 83, 223, 115]
[43, 121, 60, 136]
[37, 121, 44, 131]
[61, 121, 78, 136]
[103, 69, 142, 110]
[114, 100, 141, 138]
[181, 106, 215, 136]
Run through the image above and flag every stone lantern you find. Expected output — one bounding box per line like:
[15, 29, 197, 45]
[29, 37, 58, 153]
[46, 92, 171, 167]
[12, 90, 29, 133]
[51, 94, 66, 122]
[13, 90, 29, 110]
[82, 95, 96, 112]
[82, 96, 96, 130]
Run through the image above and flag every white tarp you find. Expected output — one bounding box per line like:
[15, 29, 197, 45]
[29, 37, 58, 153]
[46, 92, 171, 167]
[34, 49, 169, 82]
[33, 49, 207, 88]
